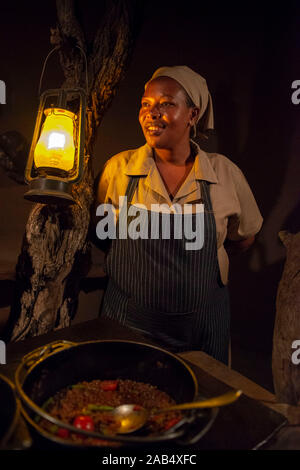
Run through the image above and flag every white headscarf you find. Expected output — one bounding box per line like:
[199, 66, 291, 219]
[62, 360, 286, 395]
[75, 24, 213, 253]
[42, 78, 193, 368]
[146, 65, 214, 134]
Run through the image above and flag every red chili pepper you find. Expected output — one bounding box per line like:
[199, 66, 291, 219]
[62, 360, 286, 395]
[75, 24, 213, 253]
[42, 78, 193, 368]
[100, 380, 118, 391]
[73, 415, 95, 432]
[164, 417, 181, 430]
[133, 405, 142, 411]
[57, 427, 70, 439]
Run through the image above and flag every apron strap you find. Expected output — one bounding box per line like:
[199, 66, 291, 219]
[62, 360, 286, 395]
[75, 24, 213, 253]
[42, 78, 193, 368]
[200, 179, 212, 211]
[125, 176, 140, 202]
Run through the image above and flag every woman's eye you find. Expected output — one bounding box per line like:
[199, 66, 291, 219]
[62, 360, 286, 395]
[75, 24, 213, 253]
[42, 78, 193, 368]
[141, 102, 150, 107]
[161, 102, 174, 107]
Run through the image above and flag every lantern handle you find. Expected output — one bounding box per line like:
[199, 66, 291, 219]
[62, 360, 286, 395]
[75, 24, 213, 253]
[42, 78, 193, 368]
[76, 45, 89, 95]
[38, 45, 89, 97]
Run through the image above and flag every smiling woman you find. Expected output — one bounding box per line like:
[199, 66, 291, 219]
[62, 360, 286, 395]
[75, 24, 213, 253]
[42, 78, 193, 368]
[93, 65, 263, 364]
[139, 76, 198, 152]
[138, 77, 198, 199]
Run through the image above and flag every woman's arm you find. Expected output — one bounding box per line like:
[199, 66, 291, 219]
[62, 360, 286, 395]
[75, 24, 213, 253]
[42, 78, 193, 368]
[224, 235, 255, 256]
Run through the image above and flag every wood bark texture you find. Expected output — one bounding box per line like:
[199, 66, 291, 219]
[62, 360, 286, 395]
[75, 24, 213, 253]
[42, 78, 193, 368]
[0, 131, 28, 184]
[272, 231, 300, 405]
[4, 0, 141, 341]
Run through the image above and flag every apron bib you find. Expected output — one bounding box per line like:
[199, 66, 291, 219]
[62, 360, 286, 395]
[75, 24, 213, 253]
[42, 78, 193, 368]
[101, 176, 230, 364]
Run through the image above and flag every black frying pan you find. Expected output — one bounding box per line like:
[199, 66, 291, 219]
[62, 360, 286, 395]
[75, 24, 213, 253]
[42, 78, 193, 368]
[15, 340, 218, 448]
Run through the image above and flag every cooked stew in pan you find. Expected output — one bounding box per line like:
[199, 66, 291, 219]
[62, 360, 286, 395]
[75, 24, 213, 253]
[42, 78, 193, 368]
[39, 379, 182, 446]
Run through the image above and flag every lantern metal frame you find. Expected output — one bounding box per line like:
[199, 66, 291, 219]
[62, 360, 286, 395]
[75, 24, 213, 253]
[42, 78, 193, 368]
[24, 87, 86, 205]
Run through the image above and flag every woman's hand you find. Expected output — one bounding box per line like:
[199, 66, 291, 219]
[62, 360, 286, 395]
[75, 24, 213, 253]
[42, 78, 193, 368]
[224, 236, 255, 256]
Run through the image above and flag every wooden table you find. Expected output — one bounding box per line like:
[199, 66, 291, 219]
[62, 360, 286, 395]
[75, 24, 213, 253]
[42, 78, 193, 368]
[0, 317, 298, 450]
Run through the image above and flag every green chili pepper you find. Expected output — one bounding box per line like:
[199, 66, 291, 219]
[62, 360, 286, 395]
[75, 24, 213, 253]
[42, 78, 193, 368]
[49, 424, 58, 434]
[42, 397, 54, 410]
[71, 384, 86, 389]
[35, 396, 55, 423]
[86, 404, 114, 411]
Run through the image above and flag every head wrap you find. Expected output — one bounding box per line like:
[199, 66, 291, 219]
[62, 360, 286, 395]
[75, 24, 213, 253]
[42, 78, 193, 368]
[145, 65, 214, 136]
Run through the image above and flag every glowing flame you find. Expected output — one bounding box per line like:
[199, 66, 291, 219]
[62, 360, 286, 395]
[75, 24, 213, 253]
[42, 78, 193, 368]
[34, 108, 76, 172]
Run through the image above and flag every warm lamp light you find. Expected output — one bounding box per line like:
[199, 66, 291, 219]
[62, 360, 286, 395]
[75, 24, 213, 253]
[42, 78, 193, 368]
[24, 88, 86, 205]
[34, 108, 76, 173]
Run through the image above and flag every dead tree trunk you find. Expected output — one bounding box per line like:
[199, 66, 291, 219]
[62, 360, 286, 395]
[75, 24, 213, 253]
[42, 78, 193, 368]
[272, 231, 300, 405]
[4, 0, 142, 341]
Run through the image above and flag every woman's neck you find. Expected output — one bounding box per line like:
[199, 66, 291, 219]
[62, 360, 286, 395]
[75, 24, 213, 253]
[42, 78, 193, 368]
[153, 142, 193, 166]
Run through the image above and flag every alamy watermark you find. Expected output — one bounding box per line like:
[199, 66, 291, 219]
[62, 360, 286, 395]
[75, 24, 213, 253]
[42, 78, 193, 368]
[0, 80, 6, 104]
[291, 80, 300, 105]
[96, 197, 205, 250]
[291, 340, 300, 365]
[0, 340, 6, 364]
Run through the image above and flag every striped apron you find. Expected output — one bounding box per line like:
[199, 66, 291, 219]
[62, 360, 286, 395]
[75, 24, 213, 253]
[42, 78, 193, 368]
[101, 177, 230, 364]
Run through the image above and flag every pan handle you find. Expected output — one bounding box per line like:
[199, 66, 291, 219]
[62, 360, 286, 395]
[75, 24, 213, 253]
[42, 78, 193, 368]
[175, 401, 219, 446]
[20, 340, 77, 370]
[15, 340, 77, 395]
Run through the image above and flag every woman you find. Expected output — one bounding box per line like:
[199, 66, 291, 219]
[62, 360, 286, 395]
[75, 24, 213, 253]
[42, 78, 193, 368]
[94, 66, 263, 364]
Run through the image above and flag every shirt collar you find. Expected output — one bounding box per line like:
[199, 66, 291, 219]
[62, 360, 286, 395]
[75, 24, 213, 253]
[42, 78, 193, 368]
[191, 140, 218, 183]
[125, 143, 154, 176]
[124, 141, 218, 184]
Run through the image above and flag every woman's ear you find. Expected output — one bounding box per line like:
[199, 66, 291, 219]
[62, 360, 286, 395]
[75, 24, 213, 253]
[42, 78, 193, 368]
[190, 106, 200, 125]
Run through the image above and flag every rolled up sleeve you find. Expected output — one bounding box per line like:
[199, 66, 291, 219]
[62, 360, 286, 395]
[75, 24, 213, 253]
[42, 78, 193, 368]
[226, 168, 263, 241]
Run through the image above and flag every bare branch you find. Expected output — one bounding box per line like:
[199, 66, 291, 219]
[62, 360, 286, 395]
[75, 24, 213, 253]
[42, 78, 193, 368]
[52, 0, 87, 89]
[86, 0, 142, 151]
[55, 0, 86, 49]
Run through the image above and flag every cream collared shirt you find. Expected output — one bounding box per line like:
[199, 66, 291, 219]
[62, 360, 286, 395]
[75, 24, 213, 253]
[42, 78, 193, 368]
[96, 141, 263, 285]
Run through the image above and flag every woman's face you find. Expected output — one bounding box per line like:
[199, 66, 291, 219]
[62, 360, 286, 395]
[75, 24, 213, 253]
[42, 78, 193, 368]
[139, 77, 198, 150]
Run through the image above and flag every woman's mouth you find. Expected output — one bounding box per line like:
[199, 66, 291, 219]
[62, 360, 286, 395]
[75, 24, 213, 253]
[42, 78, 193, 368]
[145, 124, 165, 135]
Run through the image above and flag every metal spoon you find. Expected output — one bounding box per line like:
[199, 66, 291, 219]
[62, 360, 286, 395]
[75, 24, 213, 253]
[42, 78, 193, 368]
[110, 389, 242, 434]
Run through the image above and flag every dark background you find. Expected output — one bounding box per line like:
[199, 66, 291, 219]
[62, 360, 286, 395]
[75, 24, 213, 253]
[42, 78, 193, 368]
[0, 0, 300, 390]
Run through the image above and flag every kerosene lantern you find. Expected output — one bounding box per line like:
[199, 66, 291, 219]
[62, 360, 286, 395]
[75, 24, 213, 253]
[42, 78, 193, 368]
[24, 87, 86, 204]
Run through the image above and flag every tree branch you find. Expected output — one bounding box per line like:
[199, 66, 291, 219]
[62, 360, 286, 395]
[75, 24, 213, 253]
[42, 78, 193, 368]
[55, 0, 86, 49]
[87, 0, 141, 152]
[50, 0, 87, 89]
[4, 0, 142, 342]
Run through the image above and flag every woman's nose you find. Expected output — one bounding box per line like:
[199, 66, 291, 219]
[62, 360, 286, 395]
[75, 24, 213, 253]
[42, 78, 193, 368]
[147, 104, 161, 118]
